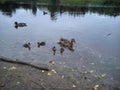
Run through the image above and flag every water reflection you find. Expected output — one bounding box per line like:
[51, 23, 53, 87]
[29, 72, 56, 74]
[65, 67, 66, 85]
[0, 2, 120, 20]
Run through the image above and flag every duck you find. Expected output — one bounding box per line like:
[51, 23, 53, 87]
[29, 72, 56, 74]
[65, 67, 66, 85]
[37, 42, 46, 47]
[52, 46, 56, 55]
[60, 47, 64, 55]
[58, 38, 75, 51]
[43, 11, 48, 15]
[23, 42, 31, 50]
[14, 22, 27, 27]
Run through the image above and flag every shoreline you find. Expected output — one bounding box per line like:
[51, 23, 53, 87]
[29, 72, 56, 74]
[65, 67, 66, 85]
[0, 57, 119, 90]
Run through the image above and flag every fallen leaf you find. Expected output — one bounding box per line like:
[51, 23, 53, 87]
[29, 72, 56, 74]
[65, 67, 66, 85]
[94, 84, 99, 90]
[51, 69, 57, 74]
[0, 80, 5, 87]
[72, 84, 76, 88]
[101, 73, 106, 78]
[71, 69, 75, 72]
[89, 70, 95, 73]
[61, 75, 64, 79]
[16, 82, 20, 85]
[41, 70, 45, 73]
[90, 63, 95, 65]
[3, 67, 7, 69]
[9, 66, 16, 70]
[49, 61, 55, 65]
[48, 72, 52, 76]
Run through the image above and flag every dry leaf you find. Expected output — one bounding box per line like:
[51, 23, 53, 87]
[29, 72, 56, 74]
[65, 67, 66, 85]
[101, 73, 106, 78]
[9, 66, 16, 70]
[61, 75, 64, 79]
[51, 69, 57, 74]
[94, 84, 99, 90]
[72, 84, 76, 88]
[42, 70, 45, 73]
[48, 72, 52, 76]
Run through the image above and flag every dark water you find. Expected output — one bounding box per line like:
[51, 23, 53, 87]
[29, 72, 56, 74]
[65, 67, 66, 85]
[0, 2, 120, 88]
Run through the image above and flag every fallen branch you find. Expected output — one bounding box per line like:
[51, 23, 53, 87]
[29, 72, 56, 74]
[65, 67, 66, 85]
[0, 57, 49, 71]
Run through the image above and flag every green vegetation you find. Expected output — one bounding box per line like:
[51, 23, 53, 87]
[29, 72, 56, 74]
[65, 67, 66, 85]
[0, 0, 120, 6]
[60, 0, 120, 5]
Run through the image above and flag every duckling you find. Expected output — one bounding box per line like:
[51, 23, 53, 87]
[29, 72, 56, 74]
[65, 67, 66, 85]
[15, 22, 27, 27]
[58, 38, 75, 51]
[43, 11, 48, 15]
[40, 42, 46, 46]
[23, 42, 31, 50]
[60, 47, 64, 55]
[52, 46, 56, 55]
[37, 42, 41, 48]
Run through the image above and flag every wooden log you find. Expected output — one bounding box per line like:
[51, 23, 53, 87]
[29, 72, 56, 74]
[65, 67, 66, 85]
[0, 57, 49, 71]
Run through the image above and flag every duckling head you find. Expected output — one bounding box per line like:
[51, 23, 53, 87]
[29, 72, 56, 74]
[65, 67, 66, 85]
[14, 22, 18, 25]
[28, 42, 31, 46]
[71, 38, 76, 43]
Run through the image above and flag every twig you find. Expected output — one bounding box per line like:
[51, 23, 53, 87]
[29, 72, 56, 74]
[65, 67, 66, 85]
[0, 57, 49, 71]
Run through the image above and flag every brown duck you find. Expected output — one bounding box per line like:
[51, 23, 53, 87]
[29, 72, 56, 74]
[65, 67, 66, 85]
[23, 42, 31, 50]
[58, 38, 75, 51]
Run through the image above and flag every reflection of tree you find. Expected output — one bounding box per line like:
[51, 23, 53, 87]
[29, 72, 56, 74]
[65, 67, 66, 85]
[0, 1, 120, 18]
[32, 5, 37, 15]
[48, 0, 60, 21]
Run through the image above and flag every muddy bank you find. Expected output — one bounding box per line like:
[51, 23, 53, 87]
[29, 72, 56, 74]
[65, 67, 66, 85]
[0, 57, 119, 90]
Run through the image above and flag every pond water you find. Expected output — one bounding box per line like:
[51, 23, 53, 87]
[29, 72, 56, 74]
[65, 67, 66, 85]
[0, 3, 120, 89]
